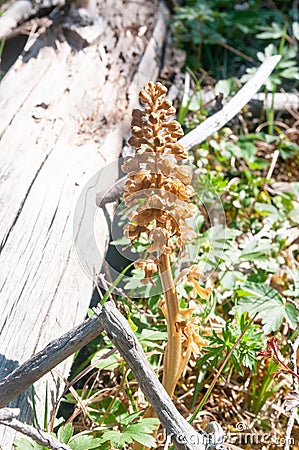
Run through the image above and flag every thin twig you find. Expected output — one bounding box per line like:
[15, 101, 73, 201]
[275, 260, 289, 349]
[189, 314, 258, 424]
[0, 408, 70, 450]
[93, 301, 206, 450]
[0, 0, 65, 39]
[0, 317, 104, 409]
[266, 149, 280, 179]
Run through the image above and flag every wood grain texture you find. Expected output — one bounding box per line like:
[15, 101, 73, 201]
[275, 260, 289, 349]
[0, 1, 168, 447]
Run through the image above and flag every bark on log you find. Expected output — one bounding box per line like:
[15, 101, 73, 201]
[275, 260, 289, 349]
[0, 1, 169, 447]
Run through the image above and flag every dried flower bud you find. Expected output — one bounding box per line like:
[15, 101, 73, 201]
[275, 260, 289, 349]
[132, 126, 143, 137]
[171, 129, 184, 139]
[131, 117, 144, 128]
[132, 108, 144, 119]
[124, 81, 195, 258]
[149, 112, 159, 124]
[134, 258, 158, 284]
[124, 223, 146, 242]
[139, 89, 152, 105]
[167, 143, 188, 160]
[163, 106, 176, 116]
[158, 99, 172, 110]
[165, 121, 182, 132]
[154, 136, 165, 148]
[175, 166, 192, 185]
[148, 227, 170, 254]
[121, 156, 139, 173]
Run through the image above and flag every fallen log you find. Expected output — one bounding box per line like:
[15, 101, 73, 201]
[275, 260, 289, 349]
[0, 0, 169, 447]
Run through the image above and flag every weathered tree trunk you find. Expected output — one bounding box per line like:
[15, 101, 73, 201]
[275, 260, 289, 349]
[0, 1, 168, 447]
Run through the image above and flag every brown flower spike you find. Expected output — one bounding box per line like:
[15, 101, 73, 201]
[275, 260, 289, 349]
[122, 82, 205, 406]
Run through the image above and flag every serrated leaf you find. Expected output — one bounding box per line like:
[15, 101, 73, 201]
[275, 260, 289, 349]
[119, 411, 143, 426]
[291, 182, 299, 197]
[240, 238, 278, 262]
[232, 282, 292, 333]
[280, 67, 299, 80]
[125, 430, 156, 448]
[138, 329, 167, 348]
[254, 202, 283, 221]
[58, 423, 74, 444]
[128, 418, 159, 433]
[124, 420, 159, 447]
[293, 21, 299, 40]
[99, 430, 123, 446]
[70, 435, 103, 450]
[285, 304, 298, 329]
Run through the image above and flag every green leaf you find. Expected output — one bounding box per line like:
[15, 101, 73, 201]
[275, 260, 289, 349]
[285, 304, 298, 329]
[280, 66, 299, 80]
[119, 411, 143, 426]
[123, 304, 138, 332]
[215, 78, 237, 99]
[70, 435, 103, 450]
[100, 430, 124, 447]
[254, 202, 283, 222]
[240, 238, 278, 262]
[99, 419, 158, 449]
[291, 182, 299, 197]
[58, 423, 74, 444]
[125, 430, 156, 447]
[220, 270, 244, 290]
[293, 21, 299, 40]
[256, 22, 285, 39]
[91, 349, 119, 371]
[289, 208, 299, 224]
[138, 329, 167, 348]
[123, 419, 159, 447]
[14, 438, 43, 450]
[232, 282, 296, 333]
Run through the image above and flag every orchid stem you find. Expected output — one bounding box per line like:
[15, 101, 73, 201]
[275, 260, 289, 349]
[159, 253, 182, 397]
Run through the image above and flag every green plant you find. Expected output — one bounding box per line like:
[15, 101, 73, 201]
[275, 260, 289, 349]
[198, 313, 264, 375]
[247, 359, 282, 415]
[232, 282, 298, 334]
[172, 0, 291, 77]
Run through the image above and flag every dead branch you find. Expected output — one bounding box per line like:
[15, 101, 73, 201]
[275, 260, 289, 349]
[0, 317, 103, 409]
[252, 92, 299, 115]
[179, 55, 281, 151]
[94, 301, 206, 450]
[0, 408, 71, 450]
[0, 301, 207, 450]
